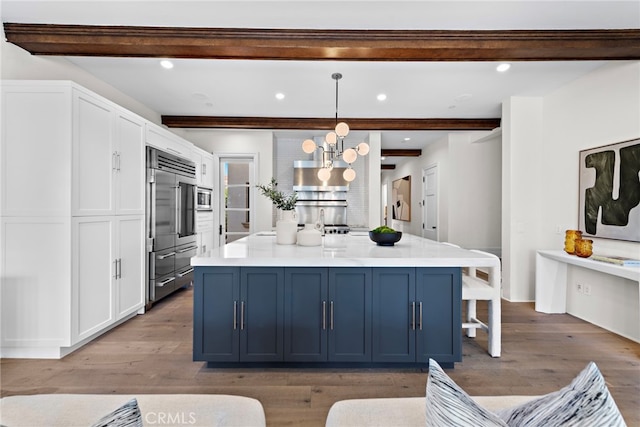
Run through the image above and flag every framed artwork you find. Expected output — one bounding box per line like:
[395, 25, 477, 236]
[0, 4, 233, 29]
[578, 138, 640, 242]
[392, 176, 411, 221]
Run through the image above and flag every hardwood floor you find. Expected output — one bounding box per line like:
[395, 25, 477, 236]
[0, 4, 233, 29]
[2, 286, 639, 426]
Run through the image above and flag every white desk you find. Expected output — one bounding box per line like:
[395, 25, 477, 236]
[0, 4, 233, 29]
[535, 250, 640, 313]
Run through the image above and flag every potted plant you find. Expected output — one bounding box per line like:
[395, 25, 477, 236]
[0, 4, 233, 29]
[256, 178, 298, 244]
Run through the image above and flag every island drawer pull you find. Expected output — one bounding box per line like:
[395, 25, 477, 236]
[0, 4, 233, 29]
[233, 301, 237, 330]
[240, 301, 245, 330]
[322, 301, 326, 330]
[330, 301, 334, 330]
[411, 302, 416, 330]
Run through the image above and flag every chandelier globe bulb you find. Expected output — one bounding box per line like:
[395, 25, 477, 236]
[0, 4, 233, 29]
[357, 142, 370, 156]
[343, 168, 356, 182]
[318, 167, 332, 182]
[302, 139, 317, 154]
[342, 148, 357, 164]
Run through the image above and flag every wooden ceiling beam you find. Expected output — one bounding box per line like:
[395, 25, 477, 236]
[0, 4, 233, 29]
[381, 149, 422, 157]
[161, 116, 500, 131]
[4, 23, 640, 61]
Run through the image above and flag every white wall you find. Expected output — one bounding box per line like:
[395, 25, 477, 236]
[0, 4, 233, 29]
[505, 61, 640, 340]
[1, 28, 161, 125]
[181, 129, 275, 234]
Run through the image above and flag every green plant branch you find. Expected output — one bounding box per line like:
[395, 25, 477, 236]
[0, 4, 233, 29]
[256, 178, 298, 211]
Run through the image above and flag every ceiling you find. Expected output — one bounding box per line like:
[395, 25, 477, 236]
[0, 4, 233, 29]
[2, 1, 639, 166]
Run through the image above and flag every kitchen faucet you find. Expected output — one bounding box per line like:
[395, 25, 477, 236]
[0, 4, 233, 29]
[317, 208, 325, 236]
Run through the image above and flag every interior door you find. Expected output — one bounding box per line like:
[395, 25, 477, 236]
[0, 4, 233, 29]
[219, 157, 254, 245]
[422, 165, 438, 241]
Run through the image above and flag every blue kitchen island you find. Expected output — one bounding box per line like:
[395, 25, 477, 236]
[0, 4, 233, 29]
[191, 232, 499, 368]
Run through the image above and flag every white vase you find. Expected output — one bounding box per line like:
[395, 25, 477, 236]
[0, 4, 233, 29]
[276, 210, 298, 245]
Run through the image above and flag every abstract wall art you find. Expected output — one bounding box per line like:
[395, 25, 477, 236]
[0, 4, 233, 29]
[392, 176, 411, 221]
[579, 138, 640, 242]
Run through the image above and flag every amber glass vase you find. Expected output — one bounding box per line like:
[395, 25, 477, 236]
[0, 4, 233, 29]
[575, 238, 593, 258]
[564, 230, 583, 254]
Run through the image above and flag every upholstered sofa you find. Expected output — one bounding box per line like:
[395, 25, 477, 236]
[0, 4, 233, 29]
[325, 395, 537, 426]
[326, 359, 627, 427]
[0, 394, 266, 427]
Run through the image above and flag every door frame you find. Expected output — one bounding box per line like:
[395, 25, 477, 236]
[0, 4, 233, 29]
[214, 153, 258, 247]
[422, 163, 439, 241]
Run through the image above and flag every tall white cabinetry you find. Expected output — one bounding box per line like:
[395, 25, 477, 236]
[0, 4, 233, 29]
[193, 146, 216, 253]
[1, 81, 145, 358]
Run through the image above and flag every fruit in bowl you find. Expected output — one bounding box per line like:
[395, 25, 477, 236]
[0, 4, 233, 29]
[369, 226, 402, 246]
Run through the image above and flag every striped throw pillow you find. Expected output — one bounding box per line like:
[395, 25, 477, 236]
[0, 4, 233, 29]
[426, 359, 508, 427]
[91, 398, 143, 427]
[496, 361, 626, 426]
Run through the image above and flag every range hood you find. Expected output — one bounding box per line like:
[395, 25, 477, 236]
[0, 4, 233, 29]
[293, 160, 350, 191]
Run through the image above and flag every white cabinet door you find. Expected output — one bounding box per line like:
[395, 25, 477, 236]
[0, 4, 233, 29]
[73, 217, 116, 343]
[116, 216, 145, 318]
[72, 91, 115, 216]
[200, 229, 215, 254]
[145, 125, 192, 160]
[1, 83, 72, 217]
[115, 112, 145, 215]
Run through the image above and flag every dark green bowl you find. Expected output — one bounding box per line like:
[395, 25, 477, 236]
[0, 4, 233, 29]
[369, 231, 402, 246]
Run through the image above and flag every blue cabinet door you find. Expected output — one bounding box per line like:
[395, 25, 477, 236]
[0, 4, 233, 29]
[240, 267, 284, 362]
[415, 268, 462, 364]
[329, 268, 372, 362]
[284, 268, 328, 362]
[193, 267, 240, 362]
[372, 268, 416, 363]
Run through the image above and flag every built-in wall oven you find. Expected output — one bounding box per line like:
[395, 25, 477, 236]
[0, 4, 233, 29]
[146, 147, 198, 305]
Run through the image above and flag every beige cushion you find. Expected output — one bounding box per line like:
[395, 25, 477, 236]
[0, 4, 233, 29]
[325, 396, 538, 427]
[0, 394, 266, 427]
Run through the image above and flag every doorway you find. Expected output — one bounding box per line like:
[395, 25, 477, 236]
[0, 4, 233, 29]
[422, 164, 438, 241]
[219, 156, 255, 245]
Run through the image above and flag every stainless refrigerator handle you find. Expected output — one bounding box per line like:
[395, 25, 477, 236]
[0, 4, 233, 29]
[157, 252, 176, 260]
[176, 184, 182, 236]
[177, 268, 194, 277]
[411, 301, 416, 330]
[157, 277, 175, 287]
[177, 246, 198, 253]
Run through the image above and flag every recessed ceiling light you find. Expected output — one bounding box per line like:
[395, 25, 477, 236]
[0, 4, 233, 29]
[496, 63, 511, 72]
[381, 156, 386, 160]
[160, 60, 174, 69]
[275, 93, 285, 100]
[377, 93, 387, 101]
[403, 137, 411, 141]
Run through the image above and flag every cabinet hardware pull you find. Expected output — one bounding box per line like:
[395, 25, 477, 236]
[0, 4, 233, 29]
[233, 301, 237, 330]
[322, 301, 326, 330]
[330, 301, 334, 330]
[240, 301, 245, 330]
[157, 252, 176, 260]
[157, 277, 175, 287]
[166, 147, 181, 155]
[178, 246, 198, 253]
[419, 301, 423, 331]
[116, 152, 121, 171]
[117, 258, 122, 279]
[112, 152, 117, 171]
[177, 268, 194, 277]
[411, 301, 416, 330]
[113, 260, 118, 279]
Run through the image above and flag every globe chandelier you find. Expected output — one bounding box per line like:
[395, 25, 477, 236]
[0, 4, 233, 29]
[301, 73, 370, 182]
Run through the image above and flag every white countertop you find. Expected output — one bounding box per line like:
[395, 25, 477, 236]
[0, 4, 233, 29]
[191, 232, 500, 268]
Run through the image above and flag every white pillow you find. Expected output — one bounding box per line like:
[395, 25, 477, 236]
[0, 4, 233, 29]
[90, 397, 143, 427]
[496, 361, 626, 426]
[426, 359, 508, 427]
[426, 359, 626, 427]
